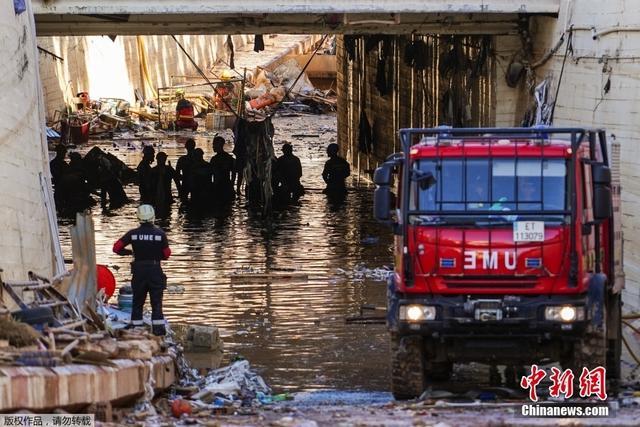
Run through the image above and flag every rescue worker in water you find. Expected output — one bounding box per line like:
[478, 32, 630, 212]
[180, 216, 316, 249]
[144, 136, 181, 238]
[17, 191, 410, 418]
[112, 205, 171, 336]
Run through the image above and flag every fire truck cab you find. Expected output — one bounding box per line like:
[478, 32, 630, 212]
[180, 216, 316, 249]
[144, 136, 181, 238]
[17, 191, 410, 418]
[373, 127, 624, 399]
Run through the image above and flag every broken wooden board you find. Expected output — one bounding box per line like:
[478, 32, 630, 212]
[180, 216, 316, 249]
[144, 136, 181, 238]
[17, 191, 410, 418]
[128, 107, 159, 121]
[0, 354, 175, 411]
[115, 339, 160, 360]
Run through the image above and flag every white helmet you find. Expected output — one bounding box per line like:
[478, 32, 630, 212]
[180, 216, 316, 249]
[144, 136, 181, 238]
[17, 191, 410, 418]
[137, 204, 155, 223]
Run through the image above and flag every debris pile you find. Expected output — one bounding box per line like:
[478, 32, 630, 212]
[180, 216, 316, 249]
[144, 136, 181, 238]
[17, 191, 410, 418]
[131, 358, 291, 423]
[335, 264, 394, 283]
[47, 96, 156, 145]
[231, 265, 308, 282]
[244, 59, 336, 119]
[0, 212, 170, 378]
[0, 278, 167, 368]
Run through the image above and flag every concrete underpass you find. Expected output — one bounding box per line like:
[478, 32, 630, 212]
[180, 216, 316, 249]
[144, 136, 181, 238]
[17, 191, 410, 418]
[4, 0, 640, 423]
[32, 1, 640, 312]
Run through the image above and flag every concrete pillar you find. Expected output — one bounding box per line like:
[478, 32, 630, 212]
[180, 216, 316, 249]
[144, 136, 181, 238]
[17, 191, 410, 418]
[0, 0, 60, 281]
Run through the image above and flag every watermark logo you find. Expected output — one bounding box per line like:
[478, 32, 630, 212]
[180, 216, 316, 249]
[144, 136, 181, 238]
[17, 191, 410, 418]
[519, 365, 609, 418]
[578, 366, 607, 400]
[549, 366, 575, 399]
[520, 364, 607, 401]
[520, 364, 547, 402]
[0, 414, 94, 426]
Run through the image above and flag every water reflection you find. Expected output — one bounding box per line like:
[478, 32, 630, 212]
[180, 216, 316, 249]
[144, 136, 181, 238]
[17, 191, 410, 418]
[57, 115, 392, 392]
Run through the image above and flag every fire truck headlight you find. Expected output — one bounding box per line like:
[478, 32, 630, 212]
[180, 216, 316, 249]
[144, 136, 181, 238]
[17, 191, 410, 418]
[400, 304, 436, 322]
[544, 305, 584, 322]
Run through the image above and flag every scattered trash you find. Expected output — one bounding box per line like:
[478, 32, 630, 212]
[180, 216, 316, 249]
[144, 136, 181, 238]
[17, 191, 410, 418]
[205, 359, 271, 397]
[256, 392, 293, 405]
[231, 266, 308, 282]
[170, 398, 192, 417]
[166, 285, 185, 294]
[335, 264, 393, 282]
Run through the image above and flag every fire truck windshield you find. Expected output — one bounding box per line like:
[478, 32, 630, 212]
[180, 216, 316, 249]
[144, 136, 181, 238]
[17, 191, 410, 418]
[409, 158, 568, 224]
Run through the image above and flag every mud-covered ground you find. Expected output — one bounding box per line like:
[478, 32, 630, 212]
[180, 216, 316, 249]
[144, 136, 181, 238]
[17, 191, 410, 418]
[118, 390, 640, 426]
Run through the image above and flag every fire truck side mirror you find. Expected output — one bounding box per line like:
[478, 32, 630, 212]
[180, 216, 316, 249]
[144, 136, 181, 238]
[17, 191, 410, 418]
[374, 186, 393, 223]
[593, 186, 613, 220]
[592, 164, 611, 185]
[592, 164, 613, 220]
[374, 163, 393, 186]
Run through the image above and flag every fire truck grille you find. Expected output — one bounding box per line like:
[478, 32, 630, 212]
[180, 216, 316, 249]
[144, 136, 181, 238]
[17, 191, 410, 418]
[444, 276, 538, 289]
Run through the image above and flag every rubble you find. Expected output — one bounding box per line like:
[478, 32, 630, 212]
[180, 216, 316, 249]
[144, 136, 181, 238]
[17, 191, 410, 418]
[335, 263, 394, 282]
[244, 59, 336, 118]
[229, 265, 309, 282]
[0, 212, 177, 413]
[0, 268, 167, 369]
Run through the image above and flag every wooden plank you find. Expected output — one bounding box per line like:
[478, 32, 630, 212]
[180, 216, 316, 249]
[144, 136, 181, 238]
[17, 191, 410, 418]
[230, 272, 308, 281]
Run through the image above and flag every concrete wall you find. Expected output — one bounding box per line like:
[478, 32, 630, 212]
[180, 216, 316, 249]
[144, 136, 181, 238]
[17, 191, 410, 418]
[38, 34, 250, 119]
[494, 1, 640, 311]
[0, 0, 57, 281]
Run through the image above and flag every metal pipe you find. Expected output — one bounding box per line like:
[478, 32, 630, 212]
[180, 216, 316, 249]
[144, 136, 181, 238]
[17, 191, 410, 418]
[568, 131, 580, 286]
[589, 131, 602, 275]
[401, 131, 412, 287]
[593, 26, 640, 39]
[570, 25, 640, 39]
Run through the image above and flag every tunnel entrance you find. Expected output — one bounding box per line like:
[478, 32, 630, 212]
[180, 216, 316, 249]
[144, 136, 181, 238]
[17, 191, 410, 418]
[40, 3, 560, 394]
[48, 30, 495, 391]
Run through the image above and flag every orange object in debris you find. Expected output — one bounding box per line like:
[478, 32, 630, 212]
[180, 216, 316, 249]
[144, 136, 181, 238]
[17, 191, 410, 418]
[171, 399, 192, 417]
[97, 264, 116, 299]
[249, 94, 276, 110]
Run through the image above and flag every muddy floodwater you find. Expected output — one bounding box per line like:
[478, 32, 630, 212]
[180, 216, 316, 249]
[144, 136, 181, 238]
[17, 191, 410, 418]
[57, 113, 393, 393]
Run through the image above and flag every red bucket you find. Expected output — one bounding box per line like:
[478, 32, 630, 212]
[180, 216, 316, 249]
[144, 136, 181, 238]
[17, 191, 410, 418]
[70, 121, 89, 144]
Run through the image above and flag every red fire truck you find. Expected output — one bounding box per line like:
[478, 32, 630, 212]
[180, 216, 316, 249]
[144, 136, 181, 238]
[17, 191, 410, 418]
[373, 127, 624, 399]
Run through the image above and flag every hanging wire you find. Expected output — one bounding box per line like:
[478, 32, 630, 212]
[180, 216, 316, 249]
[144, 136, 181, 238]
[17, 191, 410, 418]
[267, 34, 329, 118]
[549, 27, 574, 124]
[171, 35, 240, 119]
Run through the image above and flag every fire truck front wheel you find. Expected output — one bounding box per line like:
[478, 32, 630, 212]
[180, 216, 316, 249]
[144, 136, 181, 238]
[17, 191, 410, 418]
[390, 334, 427, 400]
[562, 324, 606, 377]
[564, 293, 621, 392]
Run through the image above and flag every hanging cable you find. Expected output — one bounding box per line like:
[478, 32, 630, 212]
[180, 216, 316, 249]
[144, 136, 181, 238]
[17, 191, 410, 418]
[267, 34, 329, 118]
[549, 27, 573, 124]
[170, 35, 240, 119]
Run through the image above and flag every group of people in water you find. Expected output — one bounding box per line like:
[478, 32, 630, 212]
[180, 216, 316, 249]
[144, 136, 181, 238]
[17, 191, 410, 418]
[50, 136, 351, 217]
[49, 144, 129, 213]
[136, 137, 238, 214]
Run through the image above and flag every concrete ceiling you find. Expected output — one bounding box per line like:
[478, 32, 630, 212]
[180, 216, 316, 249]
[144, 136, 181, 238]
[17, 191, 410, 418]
[33, 0, 560, 36]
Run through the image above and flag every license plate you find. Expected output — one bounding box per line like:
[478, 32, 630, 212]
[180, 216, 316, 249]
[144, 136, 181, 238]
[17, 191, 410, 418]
[513, 221, 544, 242]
